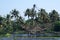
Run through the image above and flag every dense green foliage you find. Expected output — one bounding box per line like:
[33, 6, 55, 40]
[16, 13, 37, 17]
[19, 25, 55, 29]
[53, 21, 60, 32]
[0, 4, 60, 35]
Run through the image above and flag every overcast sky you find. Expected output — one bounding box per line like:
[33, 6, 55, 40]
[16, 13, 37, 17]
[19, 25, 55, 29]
[0, 0, 60, 19]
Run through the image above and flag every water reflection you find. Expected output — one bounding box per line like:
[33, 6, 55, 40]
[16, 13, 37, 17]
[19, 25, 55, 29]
[0, 34, 60, 40]
[16, 38, 60, 40]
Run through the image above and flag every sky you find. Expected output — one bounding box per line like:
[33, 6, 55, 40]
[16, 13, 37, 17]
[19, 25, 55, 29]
[0, 0, 60, 19]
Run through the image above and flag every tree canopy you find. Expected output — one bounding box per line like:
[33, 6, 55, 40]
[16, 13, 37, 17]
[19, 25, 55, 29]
[0, 4, 60, 35]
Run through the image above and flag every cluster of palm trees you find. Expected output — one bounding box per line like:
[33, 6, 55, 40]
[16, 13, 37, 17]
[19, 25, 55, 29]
[0, 4, 60, 35]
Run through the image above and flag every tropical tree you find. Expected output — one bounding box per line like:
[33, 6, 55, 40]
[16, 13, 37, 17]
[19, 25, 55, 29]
[5, 14, 13, 33]
[0, 16, 4, 33]
[16, 16, 25, 31]
[31, 4, 36, 19]
[25, 4, 36, 19]
[10, 9, 19, 19]
[10, 9, 20, 33]
[10, 9, 25, 33]
[25, 8, 31, 19]
[0, 16, 3, 26]
[6, 14, 11, 24]
[25, 4, 36, 26]
[38, 8, 50, 23]
[53, 21, 60, 32]
[49, 10, 59, 22]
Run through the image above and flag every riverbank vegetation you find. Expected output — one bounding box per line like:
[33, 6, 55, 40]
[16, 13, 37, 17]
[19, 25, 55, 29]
[0, 4, 60, 37]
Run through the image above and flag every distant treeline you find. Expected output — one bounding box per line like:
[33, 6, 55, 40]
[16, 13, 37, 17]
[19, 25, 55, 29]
[0, 4, 60, 35]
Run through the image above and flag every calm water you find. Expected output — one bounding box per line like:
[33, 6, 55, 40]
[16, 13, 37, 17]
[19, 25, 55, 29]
[16, 38, 60, 40]
[1, 37, 60, 40]
[0, 34, 60, 40]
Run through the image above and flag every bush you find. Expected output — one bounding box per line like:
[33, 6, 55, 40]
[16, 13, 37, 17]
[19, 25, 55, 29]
[53, 21, 60, 32]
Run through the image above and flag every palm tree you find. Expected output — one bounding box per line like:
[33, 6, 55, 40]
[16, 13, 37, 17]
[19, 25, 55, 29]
[0, 16, 3, 26]
[38, 8, 50, 23]
[30, 4, 36, 26]
[25, 8, 31, 19]
[5, 14, 13, 33]
[16, 16, 25, 31]
[10, 9, 19, 40]
[6, 14, 11, 24]
[0, 16, 3, 33]
[25, 4, 36, 26]
[31, 4, 36, 19]
[25, 4, 36, 19]
[49, 10, 59, 22]
[10, 9, 19, 19]
[10, 9, 20, 34]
